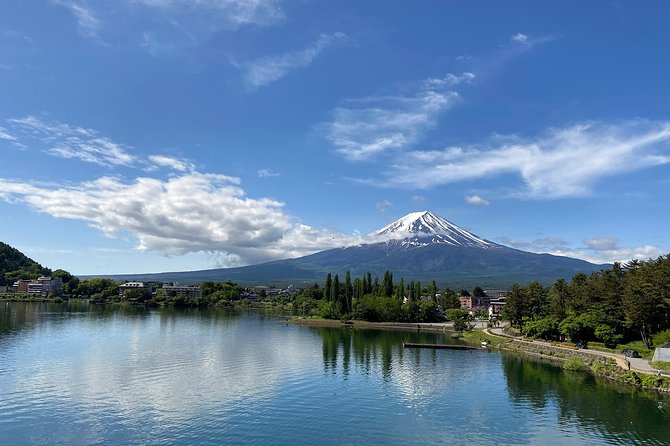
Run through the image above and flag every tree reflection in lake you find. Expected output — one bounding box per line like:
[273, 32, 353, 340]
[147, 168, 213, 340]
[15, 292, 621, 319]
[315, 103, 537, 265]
[502, 354, 670, 445]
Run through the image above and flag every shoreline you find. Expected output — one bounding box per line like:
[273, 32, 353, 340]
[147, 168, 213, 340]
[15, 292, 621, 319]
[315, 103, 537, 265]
[290, 316, 670, 394]
[289, 316, 464, 332]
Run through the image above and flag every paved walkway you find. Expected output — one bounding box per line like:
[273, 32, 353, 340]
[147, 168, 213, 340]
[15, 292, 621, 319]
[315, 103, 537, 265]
[485, 327, 666, 376]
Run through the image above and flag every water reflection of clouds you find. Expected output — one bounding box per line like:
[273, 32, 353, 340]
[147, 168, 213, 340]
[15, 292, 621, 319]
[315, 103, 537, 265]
[6, 311, 315, 433]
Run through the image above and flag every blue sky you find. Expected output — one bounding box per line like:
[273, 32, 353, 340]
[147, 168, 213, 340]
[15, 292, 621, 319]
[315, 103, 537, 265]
[1, 0, 669, 275]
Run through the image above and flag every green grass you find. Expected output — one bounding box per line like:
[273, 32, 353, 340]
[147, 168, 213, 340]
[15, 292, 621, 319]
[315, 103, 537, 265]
[587, 341, 654, 359]
[651, 361, 670, 372]
[462, 329, 509, 347]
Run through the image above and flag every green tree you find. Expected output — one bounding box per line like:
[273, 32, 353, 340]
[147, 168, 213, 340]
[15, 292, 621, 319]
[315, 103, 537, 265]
[382, 271, 394, 297]
[324, 273, 332, 302]
[332, 274, 341, 312]
[623, 277, 661, 348]
[502, 284, 527, 329]
[344, 271, 353, 314]
[446, 308, 472, 332]
[472, 286, 486, 297]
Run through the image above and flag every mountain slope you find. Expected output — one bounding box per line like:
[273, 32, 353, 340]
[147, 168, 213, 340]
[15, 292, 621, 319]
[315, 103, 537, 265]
[0, 242, 52, 286]
[89, 211, 609, 288]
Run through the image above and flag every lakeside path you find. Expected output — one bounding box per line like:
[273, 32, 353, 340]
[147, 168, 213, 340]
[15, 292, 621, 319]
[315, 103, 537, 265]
[486, 327, 664, 376]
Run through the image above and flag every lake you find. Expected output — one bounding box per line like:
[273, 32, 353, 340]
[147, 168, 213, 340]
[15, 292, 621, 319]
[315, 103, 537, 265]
[1, 301, 669, 445]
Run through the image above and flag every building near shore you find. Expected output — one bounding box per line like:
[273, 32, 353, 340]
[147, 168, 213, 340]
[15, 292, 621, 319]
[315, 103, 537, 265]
[162, 282, 202, 299]
[12, 277, 62, 296]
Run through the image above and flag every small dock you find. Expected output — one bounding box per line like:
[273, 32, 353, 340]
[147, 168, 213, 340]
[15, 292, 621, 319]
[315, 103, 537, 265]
[402, 342, 478, 350]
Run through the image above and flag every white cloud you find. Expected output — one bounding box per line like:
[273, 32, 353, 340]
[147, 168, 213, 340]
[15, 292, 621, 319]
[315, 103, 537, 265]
[464, 194, 490, 206]
[411, 195, 426, 204]
[583, 237, 619, 251]
[0, 127, 18, 142]
[0, 172, 363, 266]
[257, 168, 280, 178]
[328, 72, 474, 161]
[496, 234, 665, 264]
[52, 0, 103, 41]
[8, 116, 135, 167]
[238, 32, 347, 89]
[376, 120, 670, 198]
[148, 155, 195, 172]
[511, 33, 529, 44]
[135, 0, 284, 28]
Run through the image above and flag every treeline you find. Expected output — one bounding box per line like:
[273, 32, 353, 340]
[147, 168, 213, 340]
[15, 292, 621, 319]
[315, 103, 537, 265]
[502, 255, 670, 348]
[298, 270, 468, 323]
[70, 279, 245, 306]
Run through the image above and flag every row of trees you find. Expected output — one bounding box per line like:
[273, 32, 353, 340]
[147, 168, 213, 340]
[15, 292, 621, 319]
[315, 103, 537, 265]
[502, 255, 670, 348]
[310, 270, 477, 323]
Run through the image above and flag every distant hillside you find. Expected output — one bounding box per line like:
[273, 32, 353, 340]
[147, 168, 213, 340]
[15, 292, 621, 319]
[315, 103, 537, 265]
[84, 211, 609, 289]
[0, 242, 52, 286]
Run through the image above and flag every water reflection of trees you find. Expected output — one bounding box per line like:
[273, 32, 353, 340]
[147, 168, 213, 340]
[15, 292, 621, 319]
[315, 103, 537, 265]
[0, 302, 249, 339]
[318, 326, 456, 381]
[502, 354, 670, 444]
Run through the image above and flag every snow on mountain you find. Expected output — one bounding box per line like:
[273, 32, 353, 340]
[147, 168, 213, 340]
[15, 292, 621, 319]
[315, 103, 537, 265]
[369, 211, 498, 249]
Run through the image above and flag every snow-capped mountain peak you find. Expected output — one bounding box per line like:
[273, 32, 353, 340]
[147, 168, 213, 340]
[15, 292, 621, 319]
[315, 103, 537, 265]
[370, 210, 496, 248]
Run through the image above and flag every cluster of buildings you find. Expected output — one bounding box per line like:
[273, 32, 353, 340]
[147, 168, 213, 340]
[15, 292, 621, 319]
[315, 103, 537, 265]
[241, 285, 294, 301]
[404, 288, 508, 319]
[4, 276, 63, 296]
[468, 290, 507, 319]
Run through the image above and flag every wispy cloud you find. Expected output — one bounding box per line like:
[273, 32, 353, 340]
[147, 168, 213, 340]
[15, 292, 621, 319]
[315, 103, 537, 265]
[0, 127, 18, 142]
[464, 194, 490, 206]
[511, 32, 529, 44]
[136, 0, 284, 28]
[148, 154, 195, 172]
[327, 72, 475, 161]
[8, 116, 135, 167]
[237, 32, 347, 89]
[376, 199, 393, 213]
[52, 0, 284, 49]
[52, 0, 103, 42]
[0, 172, 363, 266]
[257, 168, 281, 178]
[372, 119, 670, 198]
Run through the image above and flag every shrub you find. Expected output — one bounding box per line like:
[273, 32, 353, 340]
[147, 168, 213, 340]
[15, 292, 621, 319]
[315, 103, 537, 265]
[563, 357, 585, 371]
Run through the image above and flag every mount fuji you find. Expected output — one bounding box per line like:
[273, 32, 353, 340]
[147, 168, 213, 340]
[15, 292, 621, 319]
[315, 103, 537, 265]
[94, 211, 609, 289]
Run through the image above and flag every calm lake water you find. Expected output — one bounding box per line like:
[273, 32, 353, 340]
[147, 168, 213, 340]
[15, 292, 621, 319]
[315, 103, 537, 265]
[1, 302, 669, 445]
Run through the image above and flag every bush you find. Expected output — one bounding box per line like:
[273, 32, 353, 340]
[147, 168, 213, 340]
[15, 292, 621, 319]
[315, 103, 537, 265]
[563, 357, 586, 371]
[652, 329, 670, 348]
[319, 301, 340, 319]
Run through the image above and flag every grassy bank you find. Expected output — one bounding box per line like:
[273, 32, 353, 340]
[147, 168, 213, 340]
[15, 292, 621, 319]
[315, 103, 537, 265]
[480, 329, 670, 393]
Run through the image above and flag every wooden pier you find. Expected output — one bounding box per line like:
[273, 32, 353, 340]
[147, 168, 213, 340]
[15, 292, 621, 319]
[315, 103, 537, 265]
[402, 342, 478, 350]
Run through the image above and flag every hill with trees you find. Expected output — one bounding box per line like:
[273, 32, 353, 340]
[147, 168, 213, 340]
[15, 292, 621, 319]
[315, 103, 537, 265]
[0, 241, 51, 286]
